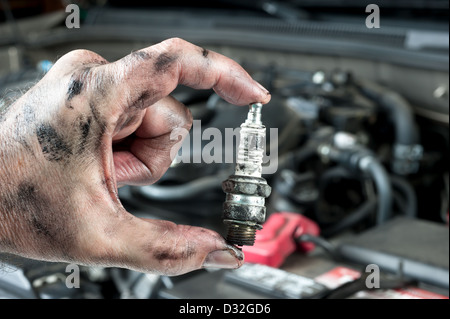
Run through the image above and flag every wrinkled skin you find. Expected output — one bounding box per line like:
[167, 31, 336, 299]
[0, 38, 270, 275]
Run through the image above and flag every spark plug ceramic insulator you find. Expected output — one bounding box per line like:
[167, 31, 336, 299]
[222, 103, 272, 246]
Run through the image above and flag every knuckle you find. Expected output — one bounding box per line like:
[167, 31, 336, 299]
[67, 49, 105, 63]
[161, 37, 186, 50]
[53, 49, 107, 73]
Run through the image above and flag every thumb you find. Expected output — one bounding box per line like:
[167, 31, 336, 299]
[109, 214, 244, 275]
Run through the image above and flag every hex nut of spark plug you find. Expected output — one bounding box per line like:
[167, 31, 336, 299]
[222, 176, 271, 246]
[222, 175, 272, 198]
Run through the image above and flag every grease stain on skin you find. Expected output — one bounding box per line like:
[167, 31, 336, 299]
[153, 244, 196, 261]
[201, 47, 209, 58]
[89, 102, 106, 137]
[154, 53, 178, 73]
[36, 123, 72, 162]
[16, 183, 54, 240]
[80, 116, 91, 140]
[67, 80, 83, 101]
[4, 181, 76, 254]
[132, 90, 153, 109]
[76, 115, 92, 154]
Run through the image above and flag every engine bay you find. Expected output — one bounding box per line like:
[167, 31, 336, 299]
[0, 2, 448, 299]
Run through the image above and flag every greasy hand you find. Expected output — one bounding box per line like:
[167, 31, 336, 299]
[0, 38, 270, 275]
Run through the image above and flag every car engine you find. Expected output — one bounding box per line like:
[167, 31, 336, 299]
[0, 0, 448, 300]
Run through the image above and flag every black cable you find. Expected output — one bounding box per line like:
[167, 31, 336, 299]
[322, 200, 377, 238]
[276, 145, 317, 172]
[296, 233, 341, 261]
[322, 269, 417, 299]
[390, 175, 417, 218]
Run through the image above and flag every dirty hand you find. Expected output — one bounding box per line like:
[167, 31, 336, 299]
[0, 38, 271, 275]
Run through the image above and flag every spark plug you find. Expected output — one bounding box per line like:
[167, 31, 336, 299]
[222, 103, 272, 246]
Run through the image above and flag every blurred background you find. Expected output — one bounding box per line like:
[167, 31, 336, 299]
[0, 0, 448, 299]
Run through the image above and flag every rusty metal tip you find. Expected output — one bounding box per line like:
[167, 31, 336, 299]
[225, 223, 257, 246]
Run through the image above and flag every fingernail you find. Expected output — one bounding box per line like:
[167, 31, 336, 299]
[254, 80, 270, 96]
[202, 246, 244, 269]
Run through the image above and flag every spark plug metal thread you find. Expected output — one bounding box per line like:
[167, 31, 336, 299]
[222, 103, 272, 246]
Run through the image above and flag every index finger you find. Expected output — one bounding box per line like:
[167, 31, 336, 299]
[96, 38, 271, 112]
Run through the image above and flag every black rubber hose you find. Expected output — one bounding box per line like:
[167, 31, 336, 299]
[314, 166, 356, 225]
[362, 157, 393, 225]
[325, 145, 393, 225]
[135, 175, 222, 201]
[379, 91, 419, 145]
[355, 81, 419, 146]
[393, 190, 408, 216]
